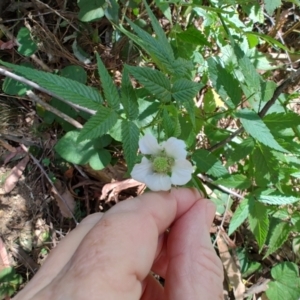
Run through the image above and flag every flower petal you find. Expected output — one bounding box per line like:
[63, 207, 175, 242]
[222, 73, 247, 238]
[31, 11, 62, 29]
[171, 159, 193, 185]
[144, 173, 172, 191]
[131, 157, 153, 183]
[163, 137, 187, 159]
[139, 134, 162, 155]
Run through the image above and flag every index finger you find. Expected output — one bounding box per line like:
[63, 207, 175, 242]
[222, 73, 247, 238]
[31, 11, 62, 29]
[47, 188, 202, 300]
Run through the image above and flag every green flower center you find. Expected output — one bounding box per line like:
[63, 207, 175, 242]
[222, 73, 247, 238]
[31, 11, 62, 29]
[152, 155, 174, 174]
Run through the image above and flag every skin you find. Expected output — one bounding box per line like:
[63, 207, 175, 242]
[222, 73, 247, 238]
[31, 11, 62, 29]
[13, 188, 223, 300]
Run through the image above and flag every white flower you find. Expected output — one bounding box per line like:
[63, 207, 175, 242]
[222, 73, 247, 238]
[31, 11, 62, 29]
[131, 134, 193, 191]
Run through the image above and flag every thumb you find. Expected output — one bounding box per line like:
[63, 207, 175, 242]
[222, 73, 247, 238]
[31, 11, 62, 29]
[165, 199, 224, 300]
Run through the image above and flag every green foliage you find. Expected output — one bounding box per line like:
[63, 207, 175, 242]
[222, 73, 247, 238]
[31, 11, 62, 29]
[78, 107, 118, 141]
[16, 27, 38, 56]
[236, 109, 288, 153]
[77, 0, 105, 22]
[266, 262, 300, 300]
[2, 0, 300, 294]
[121, 120, 139, 172]
[54, 131, 111, 170]
[96, 54, 120, 110]
[0, 267, 23, 298]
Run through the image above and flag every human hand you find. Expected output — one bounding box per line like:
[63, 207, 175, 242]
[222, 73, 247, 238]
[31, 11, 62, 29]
[14, 188, 223, 300]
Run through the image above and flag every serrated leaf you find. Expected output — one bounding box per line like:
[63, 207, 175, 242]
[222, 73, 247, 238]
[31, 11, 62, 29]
[192, 149, 228, 178]
[172, 79, 201, 126]
[207, 57, 242, 108]
[96, 53, 120, 110]
[78, 107, 118, 141]
[226, 137, 255, 166]
[162, 107, 174, 138]
[0, 61, 103, 110]
[121, 120, 139, 172]
[252, 144, 278, 186]
[233, 44, 262, 108]
[143, 0, 171, 51]
[127, 66, 171, 102]
[264, 222, 291, 257]
[177, 27, 211, 47]
[124, 19, 175, 74]
[228, 197, 249, 235]
[259, 194, 299, 205]
[264, 112, 300, 129]
[266, 262, 300, 300]
[248, 200, 269, 249]
[172, 79, 203, 102]
[236, 108, 288, 152]
[264, 0, 281, 15]
[121, 67, 139, 120]
[214, 174, 251, 189]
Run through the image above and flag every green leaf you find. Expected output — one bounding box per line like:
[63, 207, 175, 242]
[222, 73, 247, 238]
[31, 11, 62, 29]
[143, 0, 173, 55]
[252, 144, 278, 186]
[264, 112, 300, 129]
[172, 79, 202, 103]
[155, 0, 172, 22]
[162, 105, 181, 138]
[192, 149, 228, 178]
[55, 131, 111, 170]
[121, 120, 139, 172]
[78, 107, 118, 141]
[207, 57, 242, 108]
[248, 200, 269, 249]
[127, 66, 171, 102]
[2, 77, 30, 96]
[89, 149, 111, 170]
[172, 79, 202, 126]
[236, 248, 262, 278]
[228, 197, 249, 235]
[109, 119, 122, 141]
[104, 0, 119, 24]
[225, 137, 255, 166]
[266, 262, 300, 300]
[258, 194, 299, 205]
[124, 19, 175, 74]
[214, 174, 251, 189]
[121, 67, 139, 120]
[236, 108, 288, 152]
[0, 61, 103, 110]
[264, 222, 291, 257]
[233, 44, 262, 109]
[78, 0, 105, 22]
[177, 27, 211, 47]
[17, 27, 38, 56]
[264, 0, 281, 15]
[60, 65, 87, 84]
[96, 53, 120, 110]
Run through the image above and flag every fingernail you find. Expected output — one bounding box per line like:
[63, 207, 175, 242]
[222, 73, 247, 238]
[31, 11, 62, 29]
[206, 201, 216, 229]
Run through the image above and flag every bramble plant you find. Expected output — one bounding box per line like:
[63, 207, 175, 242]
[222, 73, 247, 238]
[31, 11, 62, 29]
[1, 0, 300, 298]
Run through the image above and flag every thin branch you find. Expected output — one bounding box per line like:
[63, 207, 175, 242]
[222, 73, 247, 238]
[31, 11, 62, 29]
[208, 68, 300, 152]
[0, 67, 96, 115]
[26, 91, 83, 129]
[20, 144, 79, 225]
[197, 173, 244, 199]
[258, 67, 300, 118]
